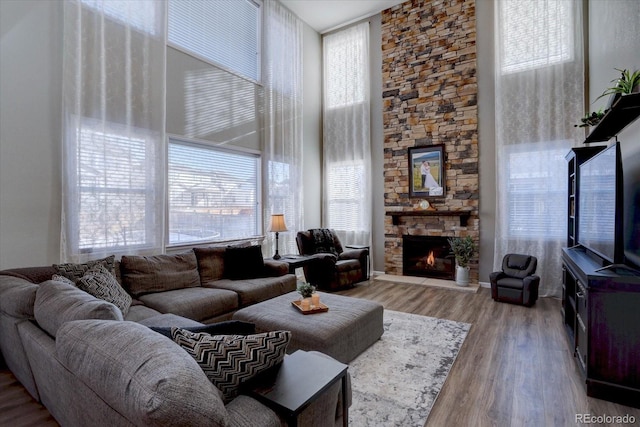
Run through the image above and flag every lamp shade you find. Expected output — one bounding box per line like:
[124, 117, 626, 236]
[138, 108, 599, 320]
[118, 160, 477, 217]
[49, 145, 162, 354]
[268, 214, 288, 233]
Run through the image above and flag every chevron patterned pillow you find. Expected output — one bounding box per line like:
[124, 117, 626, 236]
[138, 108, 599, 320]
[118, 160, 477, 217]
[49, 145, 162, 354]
[53, 255, 116, 281]
[171, 328, 291, 403]
[76, 264, 132, 316]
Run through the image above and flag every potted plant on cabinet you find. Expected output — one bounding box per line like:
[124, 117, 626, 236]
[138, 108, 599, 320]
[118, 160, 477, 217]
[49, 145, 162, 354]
[448, 236, 477, 287]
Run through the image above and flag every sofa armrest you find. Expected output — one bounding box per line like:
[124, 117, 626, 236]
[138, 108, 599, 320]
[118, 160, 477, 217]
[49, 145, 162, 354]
[263, 260, 289, 277]
[338, 248, 367, 262]
[226, 395, 281, 427]
[57, 319, 230, 426]
[489, 271, 505, 285]
[523, 274, 540, 289]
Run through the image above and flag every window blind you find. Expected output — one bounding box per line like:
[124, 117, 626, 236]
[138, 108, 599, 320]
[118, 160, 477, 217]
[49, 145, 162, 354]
[168, 0, 261, 82]
[75, 125, 159, 250]
[499, 0, 573, 74]
[168, 139, 260, 245]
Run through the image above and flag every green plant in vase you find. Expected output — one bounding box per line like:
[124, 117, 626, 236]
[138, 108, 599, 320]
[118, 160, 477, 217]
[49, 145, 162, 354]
[297, 282, 316, 299]
[595, 68, 640, 106]
[447, 236, 477, 287]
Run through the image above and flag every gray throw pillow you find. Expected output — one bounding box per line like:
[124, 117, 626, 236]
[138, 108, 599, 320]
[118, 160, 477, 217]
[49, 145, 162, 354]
[76, 265, 132, 316]
[171, 328, 290, 403]
[53, 255, 116, 281]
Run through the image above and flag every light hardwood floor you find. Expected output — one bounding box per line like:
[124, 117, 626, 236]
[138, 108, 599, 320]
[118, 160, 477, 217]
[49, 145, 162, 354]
[1, 279, 638, 427]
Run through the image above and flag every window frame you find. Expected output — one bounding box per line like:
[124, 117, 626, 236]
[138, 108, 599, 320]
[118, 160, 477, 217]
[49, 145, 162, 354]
[166, 134, 263, 249]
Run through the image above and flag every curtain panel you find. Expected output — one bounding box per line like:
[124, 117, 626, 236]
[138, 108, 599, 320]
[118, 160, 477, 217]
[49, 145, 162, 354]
[262, 0, 304, 257]
[494, 0, 585, 297]
[61, 0, 166, 262]
[322, 22, 372, 248]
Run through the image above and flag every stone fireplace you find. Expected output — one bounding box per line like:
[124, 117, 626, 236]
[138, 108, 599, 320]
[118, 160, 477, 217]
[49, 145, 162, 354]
[403, 235, 454, 280]
[381, 0, 480, 283]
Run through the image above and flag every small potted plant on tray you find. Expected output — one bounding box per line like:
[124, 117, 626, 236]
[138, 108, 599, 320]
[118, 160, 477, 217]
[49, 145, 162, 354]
[296, 282, 316, 310]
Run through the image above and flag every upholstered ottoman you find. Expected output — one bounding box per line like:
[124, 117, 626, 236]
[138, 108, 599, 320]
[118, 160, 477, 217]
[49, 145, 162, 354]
[233, 291, 384, 363]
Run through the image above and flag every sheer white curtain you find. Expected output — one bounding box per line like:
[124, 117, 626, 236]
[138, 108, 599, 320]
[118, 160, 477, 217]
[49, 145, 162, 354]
[262, 0, 303, 256]
[494, 0, 584, 297]
[61, 0, 166, 262]
[323, 22, 372, 248]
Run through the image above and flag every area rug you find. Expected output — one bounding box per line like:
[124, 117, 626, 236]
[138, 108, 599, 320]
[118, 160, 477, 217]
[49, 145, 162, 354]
[348, 310, 471, 427]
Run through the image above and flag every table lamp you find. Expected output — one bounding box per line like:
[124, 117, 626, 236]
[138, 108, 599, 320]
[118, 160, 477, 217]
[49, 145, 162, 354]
[268, 214, 288, 260]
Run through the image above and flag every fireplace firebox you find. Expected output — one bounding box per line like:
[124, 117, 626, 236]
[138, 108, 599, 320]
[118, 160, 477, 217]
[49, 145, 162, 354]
[402, 235, 455, 280]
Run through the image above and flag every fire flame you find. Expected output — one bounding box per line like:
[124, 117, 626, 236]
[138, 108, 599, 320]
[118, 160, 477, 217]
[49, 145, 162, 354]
[426, 251, 435, 267]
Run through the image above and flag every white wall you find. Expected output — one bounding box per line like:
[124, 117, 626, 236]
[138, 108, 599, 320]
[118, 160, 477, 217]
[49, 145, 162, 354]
[476, 0, 496, 284]
[588, 0, 640, 267]
[301, 23, 323, 230]
[0, 0, 62, 269]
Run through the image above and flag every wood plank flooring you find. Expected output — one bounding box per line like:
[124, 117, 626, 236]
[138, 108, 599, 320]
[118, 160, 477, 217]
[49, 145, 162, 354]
[337, 280, 640, 426]
[1, 279, 638, 426]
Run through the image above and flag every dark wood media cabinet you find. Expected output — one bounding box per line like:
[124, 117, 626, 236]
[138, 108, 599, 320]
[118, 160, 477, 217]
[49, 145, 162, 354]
[562, 247, 640, 408]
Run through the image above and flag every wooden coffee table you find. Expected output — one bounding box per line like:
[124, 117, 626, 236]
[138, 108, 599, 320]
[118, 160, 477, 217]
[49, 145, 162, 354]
[244, 350, 349, 426]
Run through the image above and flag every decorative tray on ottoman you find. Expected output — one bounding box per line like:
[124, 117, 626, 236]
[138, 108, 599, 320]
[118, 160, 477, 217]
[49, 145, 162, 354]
[291, 300, 329, 315]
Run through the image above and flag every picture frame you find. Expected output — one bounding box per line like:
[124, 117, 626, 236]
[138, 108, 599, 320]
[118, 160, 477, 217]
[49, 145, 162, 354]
[408, 145, 445, 198]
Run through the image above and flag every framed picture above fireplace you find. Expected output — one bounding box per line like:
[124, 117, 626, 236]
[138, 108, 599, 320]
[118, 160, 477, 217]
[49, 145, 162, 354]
[408, 145, 445, 198]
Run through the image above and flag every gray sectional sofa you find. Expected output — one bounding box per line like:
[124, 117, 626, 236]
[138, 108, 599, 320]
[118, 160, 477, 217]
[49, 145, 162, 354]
[0, 246, 350, 427]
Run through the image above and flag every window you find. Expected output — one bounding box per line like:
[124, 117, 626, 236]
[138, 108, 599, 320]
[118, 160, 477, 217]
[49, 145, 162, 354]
[499, 0, 574, 74]
[74, 122, 161, 251]
[505, 143, 569, 239]
[168, 139, 260, 245]
[168, 0, 261, 82]
[324, 34, 367, 109]
[327, 161, 368, 231]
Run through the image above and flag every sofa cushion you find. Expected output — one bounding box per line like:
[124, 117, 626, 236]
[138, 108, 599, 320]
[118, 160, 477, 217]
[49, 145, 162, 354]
[121, 251, 200, 297]
[0, 276, 38, 319]
[138, 287, 238, 322]
[52, 255, 116, 281]
[224, 245, 265, 279]
[150, 320, 255, 339]
[204, 275, 296, 307]
[34, 280, 123, 337]
[194, 246, 227, 283]
[172, 328, 290, 403]
[56, 320, 230, 427]
[124, 304, 163, 322]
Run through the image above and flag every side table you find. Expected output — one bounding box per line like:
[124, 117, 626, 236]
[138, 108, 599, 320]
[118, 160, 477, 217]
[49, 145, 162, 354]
[243, 350, 349, 427]
[267, 255, 316, 281]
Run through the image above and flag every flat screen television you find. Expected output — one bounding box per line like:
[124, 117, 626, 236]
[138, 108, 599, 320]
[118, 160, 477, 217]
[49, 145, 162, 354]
[578, 142, 623, 264]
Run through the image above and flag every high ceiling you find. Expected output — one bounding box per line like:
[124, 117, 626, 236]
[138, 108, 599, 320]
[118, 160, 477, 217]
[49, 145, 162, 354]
[279, 0, 406, 33]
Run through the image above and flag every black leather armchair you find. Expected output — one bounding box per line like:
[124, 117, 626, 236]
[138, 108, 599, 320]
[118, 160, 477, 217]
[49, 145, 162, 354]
[490, 254, 540, 307]
[296, 229, 369, 291]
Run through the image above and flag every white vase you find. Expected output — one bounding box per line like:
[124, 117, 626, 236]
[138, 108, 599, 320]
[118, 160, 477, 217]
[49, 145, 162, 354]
[455, 265, 470, 287]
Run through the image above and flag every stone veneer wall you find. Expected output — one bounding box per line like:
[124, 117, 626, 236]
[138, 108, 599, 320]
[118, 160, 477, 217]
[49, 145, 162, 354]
[381, 0, 479, 281]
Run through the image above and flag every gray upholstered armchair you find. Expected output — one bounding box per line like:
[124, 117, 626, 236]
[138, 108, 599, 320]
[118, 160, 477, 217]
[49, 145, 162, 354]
[296, 229, 368, 291]
[490, 253, 540, 307]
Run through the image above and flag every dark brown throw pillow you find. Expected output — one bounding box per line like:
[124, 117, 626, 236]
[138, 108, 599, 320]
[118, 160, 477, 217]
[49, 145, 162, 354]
[224, 245, 265, 279]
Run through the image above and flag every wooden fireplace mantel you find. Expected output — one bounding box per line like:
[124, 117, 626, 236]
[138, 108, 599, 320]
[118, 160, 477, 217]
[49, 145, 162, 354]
[386, 210, 471, 227]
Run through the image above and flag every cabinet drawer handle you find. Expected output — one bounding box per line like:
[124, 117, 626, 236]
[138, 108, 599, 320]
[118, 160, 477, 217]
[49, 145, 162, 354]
[577, 314, 586, 332]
